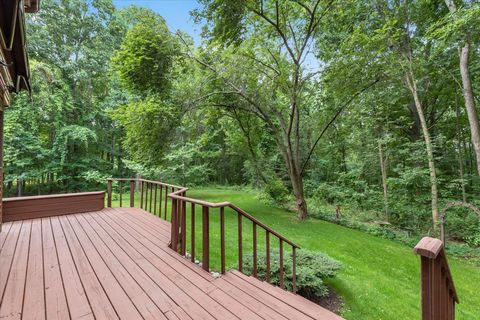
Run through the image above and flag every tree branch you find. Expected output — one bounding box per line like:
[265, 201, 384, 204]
[300, 78, 380, 175]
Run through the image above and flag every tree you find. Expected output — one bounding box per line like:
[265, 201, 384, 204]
[110, 10, 182, 167]
[443, 1, 480, 176]
[191, 0, 378, 219]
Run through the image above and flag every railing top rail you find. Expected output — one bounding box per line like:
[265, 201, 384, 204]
[414, 237, 459, 303]
[108, 178, 185, 190]
[169, 185, 300, 248]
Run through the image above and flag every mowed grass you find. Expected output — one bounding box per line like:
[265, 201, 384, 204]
[110, 187, 480, 319]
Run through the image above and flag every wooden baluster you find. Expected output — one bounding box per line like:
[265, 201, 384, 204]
[220, 207, 225, 274]
[191, 203, 195, 263]
[107, 179, 112, 207]
[441, 267, 446, 317]
[238, 213, 243, 272]
[149, 182, 153, 212]
[202, 206, 210, 272]
[140, 181, 144, 209]
[145, 183, 149, 211]
[119, 181, 123, 207]
[170, 198, 178, 251]
[433, 258, 441, 320]
[292, 246, 297, 293]
[158, 185, 163, 218]
[266, 231, 270, 283]
[279, 239, 284, 289]
[181, 199, 187, 255]
[154, 184, 158, 215]
[163, 186, 168, 220]
[129, 179, 135, 207]
[253, 223, 257, 278]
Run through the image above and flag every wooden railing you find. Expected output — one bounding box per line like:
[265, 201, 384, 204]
[106, 178, 300, 292]
[414, 237, 459, 320]
[107, 178, 184, 218]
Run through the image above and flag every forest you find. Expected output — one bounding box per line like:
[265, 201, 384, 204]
[7, 0, 480, 248]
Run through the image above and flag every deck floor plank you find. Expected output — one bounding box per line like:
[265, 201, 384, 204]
[108, 209, 281, 320]
[22, 219, 46, 320]
[111, 208, 214, 283]
[0, 207, 342, 320]
[69, 214, 168, 320]
[213, 277, 290, 320]
[50, 217, 94, 320]
[58, 215, 136, 320]
[0, 220, 31, 320]
[41, 217, 70, 320]
[0, 221, 22, 301]
[229, 270, 344, 320]
[222, 272, 314, 320]
[106, 208, 216, 287]
[0, 222, 12, 250]
[92, 211, 227, 320]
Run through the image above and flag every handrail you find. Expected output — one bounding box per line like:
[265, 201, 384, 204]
[169, 188, 300, 248]
[106, 177, 300, 293]
[414, 237, 459, 320]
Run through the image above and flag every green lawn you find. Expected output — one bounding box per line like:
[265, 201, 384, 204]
[111, 187, 480, 319]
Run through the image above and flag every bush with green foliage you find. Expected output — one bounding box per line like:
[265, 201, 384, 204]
[445, 209, 480, 243]
[264, 178, 290, 204]
[243, 249, 341, 299]
[466, 232, 480, 248]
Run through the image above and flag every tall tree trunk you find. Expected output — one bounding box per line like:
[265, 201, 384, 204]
[378, 140, 389, 221]
[289, 167, 308, 220]
[277, 134, 308, 220]
[458, 41, 480, 176]
[456, 102, 467, 202]
[405, 71, 440, 231]
[17, 179, 23, 197]
[445, 0, 480, 176]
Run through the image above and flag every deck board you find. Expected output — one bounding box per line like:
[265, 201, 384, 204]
[0, 207, 343, 320]
[41, 217, 70, 320]
[0, 220, 31, 320]
[22, 219, 45, 320]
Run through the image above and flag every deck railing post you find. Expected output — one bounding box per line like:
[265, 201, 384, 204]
[414, 237, 459, 320]
[107, 179, 112, 207]
[129, 179, 135, 207]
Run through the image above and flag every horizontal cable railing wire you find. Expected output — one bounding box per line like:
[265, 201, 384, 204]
[107, 178, 300, 293]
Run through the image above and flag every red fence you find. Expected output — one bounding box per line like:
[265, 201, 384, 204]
[107, 178, 300, 292]
[414, 237, 459, 320]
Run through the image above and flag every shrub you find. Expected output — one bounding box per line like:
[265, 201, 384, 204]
[466, 232, 480, 248]
[264, 178, 289, 204]
[243, 249, 341, 300]
[445, 208, 480, 242]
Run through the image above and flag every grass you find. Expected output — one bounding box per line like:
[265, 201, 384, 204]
[110, 186, 480, 319]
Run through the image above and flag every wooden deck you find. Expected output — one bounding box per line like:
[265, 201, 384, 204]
[0, 207, 342, 320]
